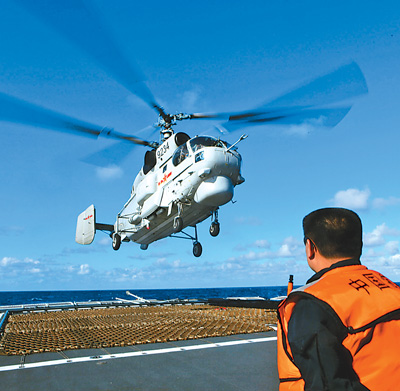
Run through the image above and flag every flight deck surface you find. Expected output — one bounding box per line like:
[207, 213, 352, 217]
[0, 331, 279, 390]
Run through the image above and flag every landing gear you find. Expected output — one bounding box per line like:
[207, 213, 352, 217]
[193, 241, 202, 257]
[173, 202, 184, 233]
[168, 209, 223, 256]
[112, 233, 121, 251]
[210, 210, 220, 237]
[140, 243, 148, 250]
[170, 224, 203, 257]
[210, 222, 220, 237]
[173, 216, 183, 233]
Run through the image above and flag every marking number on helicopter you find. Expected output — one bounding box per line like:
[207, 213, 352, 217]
[157, 143, 169, 158]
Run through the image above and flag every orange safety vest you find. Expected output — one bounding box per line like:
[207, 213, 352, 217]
[277, 264, 400, 391]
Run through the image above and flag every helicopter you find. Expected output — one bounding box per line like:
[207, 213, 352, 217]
[76, 130, 246, 257]
[2, 1, 368, 257]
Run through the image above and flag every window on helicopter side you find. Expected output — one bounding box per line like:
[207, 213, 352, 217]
[143, 149, 157, 175]
[195, 151, 204, 163]
[189, 136, 225, 153]
[172, 143, 189, 166]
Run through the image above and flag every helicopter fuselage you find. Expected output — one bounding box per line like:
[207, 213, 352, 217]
[115, 133, 244, 247]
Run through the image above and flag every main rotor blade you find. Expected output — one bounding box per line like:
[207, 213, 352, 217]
[0, 92, 152, 146]
[191, 62, 367, 129]
[16, 0, 167, 118]
[221, 106, 352, 132]
[82, 141, 134, 167]
[261, 62, 368, 109]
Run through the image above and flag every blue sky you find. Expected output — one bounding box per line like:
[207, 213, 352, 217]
[1, 0, 400, 291]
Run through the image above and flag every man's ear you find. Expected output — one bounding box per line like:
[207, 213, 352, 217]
[306, 239, 316, 260]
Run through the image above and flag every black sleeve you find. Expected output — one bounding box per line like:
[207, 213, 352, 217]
[287, 297, 370, 391]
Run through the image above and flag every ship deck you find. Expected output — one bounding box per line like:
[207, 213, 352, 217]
[0, 330, 279, 390]
[0, 299, 280, 390]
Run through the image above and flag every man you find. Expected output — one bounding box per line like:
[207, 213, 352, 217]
[277, 208, 400, 391]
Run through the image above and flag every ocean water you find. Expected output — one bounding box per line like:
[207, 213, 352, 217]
[0, 286, 288, 307]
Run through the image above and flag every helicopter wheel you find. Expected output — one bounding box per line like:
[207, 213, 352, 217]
[173, 216, 183, 233]
[193, 241, 203, 257]
[210, 222, 220, 237]
[112, 233, 121, 251]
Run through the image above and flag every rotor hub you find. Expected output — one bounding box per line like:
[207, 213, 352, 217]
[157, 112, 191, 141]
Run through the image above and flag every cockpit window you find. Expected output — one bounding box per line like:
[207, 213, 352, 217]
[143, 150, 156, 175]
[190, 136, 225, 153]
[172, 143, 189, 166]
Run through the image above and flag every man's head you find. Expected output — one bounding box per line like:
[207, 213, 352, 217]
[303, 208, 363, 266]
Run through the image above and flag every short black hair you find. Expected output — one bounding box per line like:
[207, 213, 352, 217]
[303, 208, 362, 259]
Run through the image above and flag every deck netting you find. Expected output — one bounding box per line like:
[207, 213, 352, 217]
[0, 305, 277, 355]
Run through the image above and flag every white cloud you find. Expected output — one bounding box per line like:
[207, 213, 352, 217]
[345, 228, 400, 279]
[0, 257, 44, 287]
[65, 263, 92, 275]
[96, 165, 123, 181]
[230, 250, 272, 261]
[330, 188, 370, 210]
[228, 236, 303, 263]
[364, 225, 386, 247]
[0, 257, 39, 267]
[78, 264, 90, 275]
[329, 188, 400, 212]
[176, 86, 205, 113]
[277, 244, 292, 257]
[66, 265, 76, 273]
[362, 252, 400, 278]
[276, 237, 302, 258]
[385, 241, 399, 255]
[1, 257, 16, 267]
[364, 223, 400, 247]
[285, 123, 312, 136]
[386, 254, 400, 267]
[285, 116, 327, 136]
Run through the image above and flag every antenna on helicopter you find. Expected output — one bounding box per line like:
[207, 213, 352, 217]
[226, 134, 248, 152]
